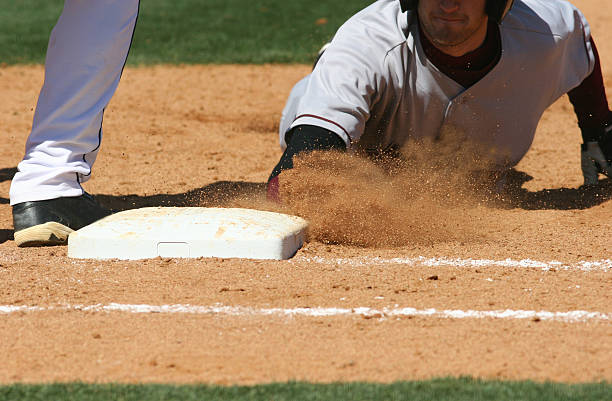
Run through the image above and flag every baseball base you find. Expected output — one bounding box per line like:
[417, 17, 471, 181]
[67, 207, 308, 260]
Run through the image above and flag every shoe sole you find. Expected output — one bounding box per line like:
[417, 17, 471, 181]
[14, 222, 74, 247]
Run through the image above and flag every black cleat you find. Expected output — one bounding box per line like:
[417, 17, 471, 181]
[12, 193, 112, 247]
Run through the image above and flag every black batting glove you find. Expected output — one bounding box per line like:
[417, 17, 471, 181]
[581, 112, 612, 185]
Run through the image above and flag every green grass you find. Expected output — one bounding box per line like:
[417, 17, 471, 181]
[0, 0, 62, 64]
[0, 379, 610, 401]
[0, 0, 373, 65]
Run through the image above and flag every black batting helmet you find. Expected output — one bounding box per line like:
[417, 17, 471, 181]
[399, 0, 515, 24]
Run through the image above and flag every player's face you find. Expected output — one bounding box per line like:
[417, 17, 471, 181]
[418, 0, 489, 56]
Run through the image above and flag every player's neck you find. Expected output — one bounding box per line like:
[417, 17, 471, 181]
[424, 17, 489, 57]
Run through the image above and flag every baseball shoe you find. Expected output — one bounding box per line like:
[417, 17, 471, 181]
[12, 192, 112, 247]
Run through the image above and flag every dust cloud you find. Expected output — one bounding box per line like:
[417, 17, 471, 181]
[236, 135, 504, 248]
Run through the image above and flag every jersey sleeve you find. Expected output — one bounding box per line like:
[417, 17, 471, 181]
[289, 23, 388, 147]
[548, 1, 596, 102]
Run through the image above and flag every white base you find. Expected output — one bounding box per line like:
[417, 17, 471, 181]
[67, 207, 308, 260]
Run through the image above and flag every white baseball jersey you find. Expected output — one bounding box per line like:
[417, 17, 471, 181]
[10, 0, 140, 205]
[280, 0, 595, 169]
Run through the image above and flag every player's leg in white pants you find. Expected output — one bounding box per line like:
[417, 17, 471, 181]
[9, 0, 140, 205]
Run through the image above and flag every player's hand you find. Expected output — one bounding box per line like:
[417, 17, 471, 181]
[267, 175, 280, 203]
[581, 140, 612, 185]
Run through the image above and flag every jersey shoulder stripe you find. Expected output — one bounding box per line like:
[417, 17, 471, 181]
[295, 114, 353, 141]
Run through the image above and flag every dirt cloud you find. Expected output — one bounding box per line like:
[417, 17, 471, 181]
[236, 136, 503, 247]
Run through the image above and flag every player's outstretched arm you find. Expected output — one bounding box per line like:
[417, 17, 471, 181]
[267, 125, 346, 201]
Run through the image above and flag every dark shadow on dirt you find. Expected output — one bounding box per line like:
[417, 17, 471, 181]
[0, 229, 13, 244]
[495, 170, 612, 210]
[0, 167, 18, 204]
[0, 167, 17, 183]
[95, 181, 266, 212]
[94, 176, 612, 213]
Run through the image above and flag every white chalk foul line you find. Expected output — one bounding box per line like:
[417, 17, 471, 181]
[293, 256, 612, 272]
[0, 303, 609, 323]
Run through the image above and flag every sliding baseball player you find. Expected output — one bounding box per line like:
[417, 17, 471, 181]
[269, 0, 611, 197]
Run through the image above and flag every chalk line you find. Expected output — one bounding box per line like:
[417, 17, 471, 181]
[0, 303, 609, 323]
[292, 256, 612, 272]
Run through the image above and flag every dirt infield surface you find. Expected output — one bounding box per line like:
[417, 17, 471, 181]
[0, 0, 611, 384]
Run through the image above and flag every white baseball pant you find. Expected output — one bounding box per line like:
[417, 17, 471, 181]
[10, 0, 140, 205]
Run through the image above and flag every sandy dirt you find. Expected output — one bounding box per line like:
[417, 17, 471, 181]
[0, 0, 610, 384]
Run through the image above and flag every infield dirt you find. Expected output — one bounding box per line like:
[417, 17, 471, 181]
[0, 0, 611, 384]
